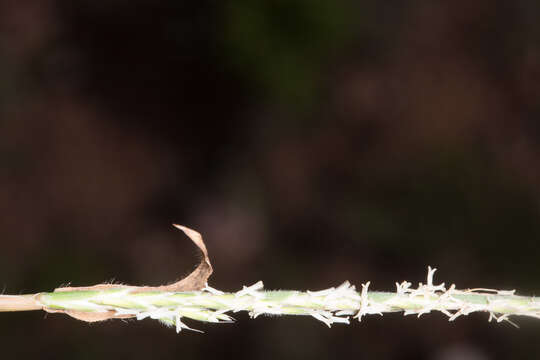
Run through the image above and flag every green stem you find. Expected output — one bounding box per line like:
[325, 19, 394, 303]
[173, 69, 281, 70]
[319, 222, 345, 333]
[33, 280, 540, 331]
[3, 268, 539, 332]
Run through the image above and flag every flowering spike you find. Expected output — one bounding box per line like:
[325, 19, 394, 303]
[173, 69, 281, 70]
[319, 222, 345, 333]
[2, 266, 540, 333]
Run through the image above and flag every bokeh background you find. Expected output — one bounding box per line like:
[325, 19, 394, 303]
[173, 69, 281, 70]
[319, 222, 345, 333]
[1, 1, 540, 359]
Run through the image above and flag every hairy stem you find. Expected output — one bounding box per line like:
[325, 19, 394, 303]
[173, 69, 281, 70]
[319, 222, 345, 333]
[2, 268, 537, 332]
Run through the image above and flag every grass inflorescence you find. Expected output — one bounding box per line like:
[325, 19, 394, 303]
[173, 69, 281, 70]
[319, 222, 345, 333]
[1, 226, 538, 333]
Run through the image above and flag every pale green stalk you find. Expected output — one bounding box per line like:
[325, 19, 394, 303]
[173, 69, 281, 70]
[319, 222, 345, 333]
[20, 267, 540, 332]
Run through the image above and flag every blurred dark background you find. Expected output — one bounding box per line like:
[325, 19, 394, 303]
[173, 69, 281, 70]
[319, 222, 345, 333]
[1, 1, 540, 359]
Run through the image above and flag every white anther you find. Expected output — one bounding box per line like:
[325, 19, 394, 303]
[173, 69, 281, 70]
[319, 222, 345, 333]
[354, 281, 371, 321]
[174, 313, 203, 333]
[236, 281, 264, 298]
[308, 287, 335, 297]
[204, 283, 224, 295]
[448, 309, 463, 321]
[497, 289, 516, 296]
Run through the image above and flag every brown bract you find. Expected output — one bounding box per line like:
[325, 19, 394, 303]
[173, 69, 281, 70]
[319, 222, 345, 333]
[43, 224, 213, 322]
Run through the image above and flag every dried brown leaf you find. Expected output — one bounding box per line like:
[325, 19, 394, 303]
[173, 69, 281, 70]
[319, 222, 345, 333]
[135, 224, 213, 292]
[44, 224, 213, 322]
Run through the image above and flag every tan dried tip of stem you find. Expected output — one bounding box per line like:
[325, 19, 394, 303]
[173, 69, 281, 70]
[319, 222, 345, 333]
[0, 295, 42, 312]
